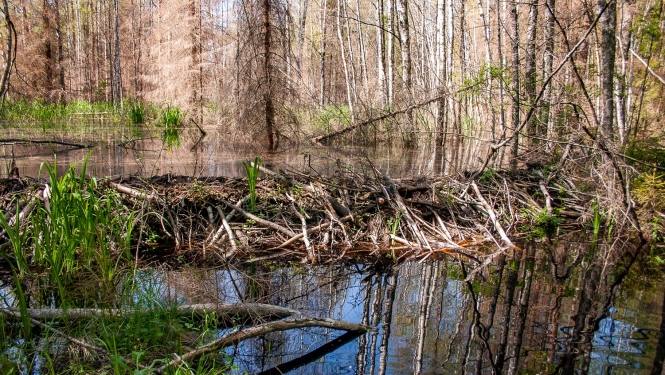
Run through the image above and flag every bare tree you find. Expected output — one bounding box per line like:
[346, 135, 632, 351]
[599, 0, 617, 139]
[111, 0, 123, 108]
[525, 0, 539, 146]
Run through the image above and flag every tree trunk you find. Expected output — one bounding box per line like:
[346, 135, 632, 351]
[112, 0, 123, 108]
[336, 0, 354, 121]
[376, 0, 386, 104]
[510, 0, 520, 172]
[542, 0, 555, 147]
[320, 0, 328, 106]
[525, 0, 538, 146]
[263, 0, 275, 150]
[599, 0, 617, 140]
[386, 0, 394, 105]
[0, 0, 15, 102]
[398, 0, 412, 95]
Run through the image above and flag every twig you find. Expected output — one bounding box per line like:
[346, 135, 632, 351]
[220, 199, 296, 238]
[471, 181, 514, 249]
[215, 206, 237, 257]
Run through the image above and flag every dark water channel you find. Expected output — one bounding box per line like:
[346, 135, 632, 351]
[2, 123, 664, 373]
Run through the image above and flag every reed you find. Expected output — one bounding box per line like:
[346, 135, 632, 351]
[129, 103, 145, 124]
[28, 157, 135, 296]
[160, 106, 182, 149]
[243, 157, 262, 211]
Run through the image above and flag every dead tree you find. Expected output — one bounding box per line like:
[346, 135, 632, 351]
[236, 0, 292, 150]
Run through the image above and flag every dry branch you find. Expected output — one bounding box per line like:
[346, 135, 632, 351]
[1, 303, 297, 321]
[111, 182, 160, 202]
[220, 198, 296, 238]
[155, 318, 370, 374]
[0, 139, 90, 148]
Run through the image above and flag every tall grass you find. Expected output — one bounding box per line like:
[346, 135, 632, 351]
[0, 100, 119, 123]
[3, 156, 137, 307]
[159, 106, 182, 149]
[31, 158, 135, 292]
[129, 103, 145, 124]
[0, 99, 158, 127]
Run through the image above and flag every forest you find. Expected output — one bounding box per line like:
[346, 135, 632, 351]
[0, 0, 665, 373]
[0, 0, 662, 150]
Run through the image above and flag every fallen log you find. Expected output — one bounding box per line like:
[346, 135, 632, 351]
[311, 96, 443, 144]
[155, 317, 370, 374]
[1, 303, 298, 322]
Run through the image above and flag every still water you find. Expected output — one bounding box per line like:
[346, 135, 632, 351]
[136, 243, 664, 374]
[1, 122, 663, 374]
[0, 122, 486, 179]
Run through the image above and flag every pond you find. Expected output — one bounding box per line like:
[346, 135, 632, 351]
[3, 239, 661, 374]
[130, 245, 663, 374]
[0, 122, 487, 179]
[0, 122, 663, 374]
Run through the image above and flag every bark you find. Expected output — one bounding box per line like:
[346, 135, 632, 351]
[398, 0, 412, 94]
[112, 0, 123, 108]
[542, 0, 555, 144]
[599, 0, 617, 140]
[336, 0, 354, 120]
[525, 0, 539, 145]
[510, 0, 520, 172]
[376, 0, 386, 103]
[320, 0, 328, 105]
[386, 0, 394, 105]
[263, 0, 275, 150]
[0, 0, 15, 101]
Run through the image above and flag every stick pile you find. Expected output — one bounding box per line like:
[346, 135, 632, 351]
[60, 165, 594, 265]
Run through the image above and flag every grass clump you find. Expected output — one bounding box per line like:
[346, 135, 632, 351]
[521, 208, 563, 239]
[0, 99, 121, 124]
[243, 156, 262, 211]
[129, 102, 145, 124]
[159, 106, 182, 149]
[0, 157, 136, 302]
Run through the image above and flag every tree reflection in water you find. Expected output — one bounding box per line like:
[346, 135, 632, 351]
[152, 235, 659, 374]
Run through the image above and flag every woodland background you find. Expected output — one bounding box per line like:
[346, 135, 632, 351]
[0, 0, 662, 154]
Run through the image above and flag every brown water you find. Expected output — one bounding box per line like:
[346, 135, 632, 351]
[0, 122, 487, 179]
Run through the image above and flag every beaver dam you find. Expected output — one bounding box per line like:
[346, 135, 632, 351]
[0, 159, 612, 264]
[0, 157, 661, 374]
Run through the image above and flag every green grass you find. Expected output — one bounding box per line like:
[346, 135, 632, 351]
[129, 103, 146, 124]
[0, 99, 120, 123]
[0, 158, 238, 373]
[0, 156, 136, 303]
[159, 106, 183, 149]
[243, 157, 262, 211]
[0, 99, 162, 128]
